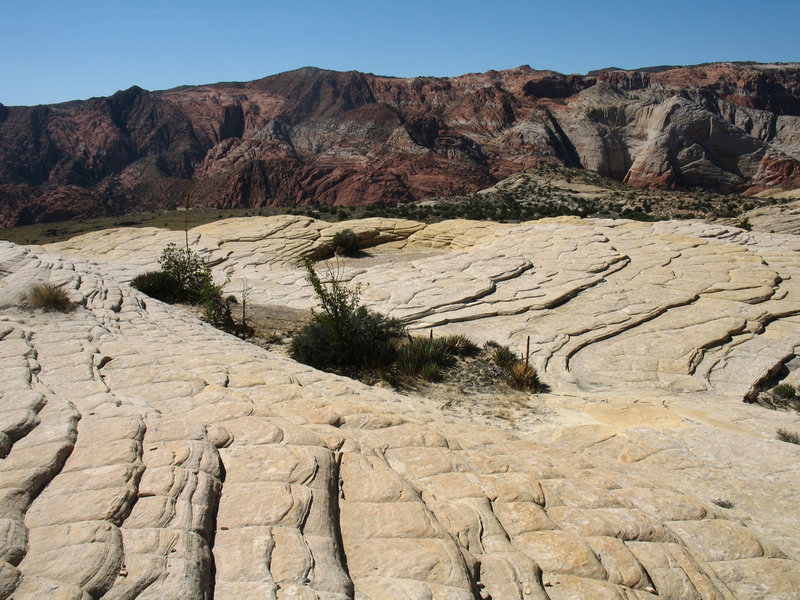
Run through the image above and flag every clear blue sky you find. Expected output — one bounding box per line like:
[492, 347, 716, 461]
[2, 0, 798, 106]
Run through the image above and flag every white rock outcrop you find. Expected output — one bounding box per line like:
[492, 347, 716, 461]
[0, 216, 798, 599]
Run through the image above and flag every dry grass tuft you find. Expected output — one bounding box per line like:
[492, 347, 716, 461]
[777, 428, 800, 444]
[25, 284, 74, 312]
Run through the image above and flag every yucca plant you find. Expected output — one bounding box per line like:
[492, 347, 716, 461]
[490, 344, 518, 368]
[507, 361, 542, 392]
[25, 283, 73, 312]
[396, 336, 455, 377]
[131, 270, 181, 303]
[774, 383, 796, 399]
[443, 334, 480, 357]
[419, 362, 442, 382]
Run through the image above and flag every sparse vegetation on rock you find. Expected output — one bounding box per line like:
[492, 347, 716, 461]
[132, 243, 239, 332]
[487, 341, 518, 368]
[396, 336, 456, 381]
[289, 259, 405, 371]
[483, 339, 545, 392]
[24, 283, 74, 312]
[331, 228, 360, 257]
[443, 334, 481, 357]
[777, 428, 800, 444]
[774, 383, 796, 399]
[507, 361, 542, 392]
[754, 382, 800, 412]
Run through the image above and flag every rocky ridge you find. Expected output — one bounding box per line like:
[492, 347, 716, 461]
[0, 216, 798, 598]
[2, 62, 800, 227]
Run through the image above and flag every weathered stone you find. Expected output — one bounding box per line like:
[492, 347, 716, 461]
[1, 216, 800, 598]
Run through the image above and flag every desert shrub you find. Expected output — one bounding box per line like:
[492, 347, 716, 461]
[396, 336, 455, 377]
[202, 284, 236, 330]
[157, 243, 215, 304]
[131, 270, 181, 303]
[774, 383, 796, 399]
[132, 244, 237, 331]
[777, 428, 800, 444]
[443, 334, 480, 357]
[507, 361, 542, 392]
[332, 228, 360, 257]
[132, 244, 216, 305]
[25, 283, 73, 312]
[712, 498, 735, 509]
[289, 260, 405, 370]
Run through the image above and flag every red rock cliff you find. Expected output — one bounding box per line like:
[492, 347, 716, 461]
[2, 63, 800, 226]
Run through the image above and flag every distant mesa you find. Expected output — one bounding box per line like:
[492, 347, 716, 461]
[1, 62, 800, 227]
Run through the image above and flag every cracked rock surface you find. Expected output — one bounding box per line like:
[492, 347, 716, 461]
[0, 215, 799, 599]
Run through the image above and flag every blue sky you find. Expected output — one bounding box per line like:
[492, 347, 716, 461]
[2, 0, 798, 106]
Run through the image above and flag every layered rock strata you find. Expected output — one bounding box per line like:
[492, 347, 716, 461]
[2, 62, 800, 226]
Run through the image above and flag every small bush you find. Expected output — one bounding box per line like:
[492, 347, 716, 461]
[202, 291, 236, 331]
[712, 498, 735, 509]
[157, 243, 215, 304]
[777, 428, 800, 444]
[332, 228, 360, 257]
[396, 336, 455, 377]
[774, 383, 796, 399]
[133, 244, 239, 332]
[290, 304, 404, 370]
[443, 334, 481, 357]
[507, 361, 542, 392]
[25, 284, 73, 312]
[289, 260, 405, 371]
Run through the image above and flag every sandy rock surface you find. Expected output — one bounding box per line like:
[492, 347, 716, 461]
[0, 216, 799, 599]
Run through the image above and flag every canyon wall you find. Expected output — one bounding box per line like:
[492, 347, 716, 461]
[2, 63, 800, 226]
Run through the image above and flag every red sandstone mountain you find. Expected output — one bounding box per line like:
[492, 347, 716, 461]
[1, 62, 800, 227]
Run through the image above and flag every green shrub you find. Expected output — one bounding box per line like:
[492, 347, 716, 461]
[774, 383, 796, 399]
[132, 244, 217, 305]
[507, 361, 542, 392]
[25, 284, 73, 312]
[156, 243, 215, 304]
[202, 287, 235, 330]
[443, 334, 480, 357]
[132, 244, 237, 331]
[131, 270, 181, 303]
[396, 336, 455, 377]
[332, 228, 360, 257]
[777, 428, 800, 444]
[289, 260, 405, 370]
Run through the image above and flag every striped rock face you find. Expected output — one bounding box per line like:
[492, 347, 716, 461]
[1, 215, 799, 599]
[2, 63, 800, 228]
